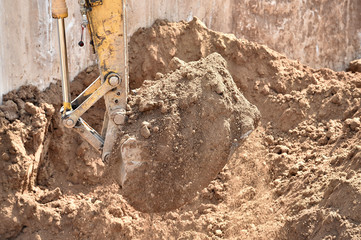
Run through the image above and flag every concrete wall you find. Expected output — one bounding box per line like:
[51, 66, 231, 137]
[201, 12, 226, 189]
[127, 0, 234, 36]
[0, 0, 95, 104]
[231, 0, 361, 71]
[1, 0, 361, 103]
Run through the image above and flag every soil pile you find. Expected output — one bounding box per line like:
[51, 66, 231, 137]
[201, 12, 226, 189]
[0, 17, 361, 239]
[111, 53, 259, 212]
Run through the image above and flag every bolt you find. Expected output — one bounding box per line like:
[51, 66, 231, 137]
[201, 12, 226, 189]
[113, 112, 125, 125]
[109, 75, 119, 86]
[66, 119, 74, 126]
[63, 118, 75, 128]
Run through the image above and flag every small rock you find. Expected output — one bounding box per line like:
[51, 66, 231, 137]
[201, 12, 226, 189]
[215, 82, 224, 94]
[347, 59, 361, 73]
[142, 121, 151, 127]
[330, 93, 342, 105]
[318, 136, 329, 145]
[161, 104, 168, 113]
[305, 153, 316, 161]
[297, 161, 305, 170]
[345, 117, 360, 131]
[326, 130, 333, 138]
[299, 98, 309, 108]
[168, 57, 185, 71]
[0, 100, 19, 121]
[289, 166, 298, 176]
[34, 233, 42, 240]
[215, 229, 223, 236]
[38, 187, 62, 204]
[264, 135, 274, 145]
[260, 85, 270, 95]
[169, 93, 177, 100]
[284, 94, 293, 101]
[41, 103, 55, 115]
[155, 72, 164, 80]
[153, 126, 160, 132]
[140, 125, 151, 139]
[274, 145, 290, 154]
[1, 152, 10, 161]
[165, 211, 179, 220]
[139, 101, 157, 112]
[186, 72, 195, 80]
[25, 102, 38, 115]
[15, 98, 26, 109]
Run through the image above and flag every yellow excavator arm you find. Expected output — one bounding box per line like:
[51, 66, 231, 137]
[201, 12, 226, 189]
[52, 0, 128, 161]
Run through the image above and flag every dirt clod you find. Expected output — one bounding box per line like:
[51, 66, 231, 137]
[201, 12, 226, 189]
[37, 187, 62, 204]
[347, 59, 361, 73]
[0, 100, 19, 121]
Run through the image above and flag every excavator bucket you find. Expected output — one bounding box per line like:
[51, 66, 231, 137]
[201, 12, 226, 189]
[109, 53, 260, 212]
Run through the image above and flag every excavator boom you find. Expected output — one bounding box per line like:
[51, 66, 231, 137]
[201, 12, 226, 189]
[52, 0, 128, 161]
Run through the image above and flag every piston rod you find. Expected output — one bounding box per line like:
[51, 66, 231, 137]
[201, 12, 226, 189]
[52, 0, 71, 113]
[57, 18, 72, 113]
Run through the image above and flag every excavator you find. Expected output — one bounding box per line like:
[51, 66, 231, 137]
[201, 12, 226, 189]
[51, 0, 260, 212]
[52, 0, 128, 161]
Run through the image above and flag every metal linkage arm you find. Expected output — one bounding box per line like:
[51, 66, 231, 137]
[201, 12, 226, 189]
[62, 74, 121, 129]
[74, 118, 104, 152]
[71, 76, 101, 108]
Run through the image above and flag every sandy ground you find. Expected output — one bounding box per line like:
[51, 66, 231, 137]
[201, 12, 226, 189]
[1, 18, 361, 239]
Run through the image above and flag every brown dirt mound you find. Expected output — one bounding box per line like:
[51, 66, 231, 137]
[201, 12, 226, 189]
[0, 17, 361, 239]
[110, 53, 259, 212]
